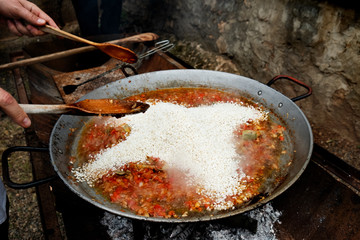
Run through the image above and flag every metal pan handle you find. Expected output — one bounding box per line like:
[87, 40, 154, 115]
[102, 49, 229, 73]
[120, 64, 138, 77]
[266, 75, 312, 102]
[1, 146, 57, 189]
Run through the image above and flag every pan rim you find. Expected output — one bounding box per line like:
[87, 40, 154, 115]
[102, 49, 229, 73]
[49, 69, 313, 222]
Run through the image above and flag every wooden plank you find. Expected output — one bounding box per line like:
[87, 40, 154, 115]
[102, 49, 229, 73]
[273, 159, 360, 240]
[11, 55, 64, 240]
[25, 62, 62, 144]
[312, 144, 360, 193]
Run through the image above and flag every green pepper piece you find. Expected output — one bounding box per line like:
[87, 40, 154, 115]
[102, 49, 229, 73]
[242, 130, 258, 140]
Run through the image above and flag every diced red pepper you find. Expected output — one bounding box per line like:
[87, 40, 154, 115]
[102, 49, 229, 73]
[153, 204, 166, 217]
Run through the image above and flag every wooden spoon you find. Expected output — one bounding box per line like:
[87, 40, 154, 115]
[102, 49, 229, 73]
[40, 25, 138, 63]
[19, 99, 149, 115]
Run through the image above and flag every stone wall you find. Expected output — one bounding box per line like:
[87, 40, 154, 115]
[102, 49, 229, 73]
[121, 0, 360, 166]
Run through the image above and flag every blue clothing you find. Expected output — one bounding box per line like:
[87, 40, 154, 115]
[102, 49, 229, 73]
[0, 180, 6, 224]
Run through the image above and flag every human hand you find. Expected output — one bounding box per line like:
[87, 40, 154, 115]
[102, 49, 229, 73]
[0, 0, 58, 36]
[0, 87, 31, 128]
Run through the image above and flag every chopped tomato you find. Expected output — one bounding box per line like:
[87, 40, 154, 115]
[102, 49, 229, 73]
[153, 204, 166, 217]
[75, 87, 291, 219]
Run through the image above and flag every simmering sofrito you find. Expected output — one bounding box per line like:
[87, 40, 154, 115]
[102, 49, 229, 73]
[71, 88, 292, 218]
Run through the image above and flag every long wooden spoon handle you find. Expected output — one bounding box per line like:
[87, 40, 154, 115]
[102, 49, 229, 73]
[0, 32, 159, 71]
[19, 104, 70, 114]
[40, 25, 96, 45]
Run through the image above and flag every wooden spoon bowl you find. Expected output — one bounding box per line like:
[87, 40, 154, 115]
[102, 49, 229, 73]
[71, 99, 149, 114]
[40, 25, 138, 63]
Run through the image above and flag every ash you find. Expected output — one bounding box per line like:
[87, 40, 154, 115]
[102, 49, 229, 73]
[101, 213, 134, 240]
[100, 203, 281, 240]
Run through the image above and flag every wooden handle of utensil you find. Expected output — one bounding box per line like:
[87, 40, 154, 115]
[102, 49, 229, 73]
[0, 33, 159, 71]
[118, 32, 159, 43]
[19, 104, 69, 114]
[40, 25, 97, 45]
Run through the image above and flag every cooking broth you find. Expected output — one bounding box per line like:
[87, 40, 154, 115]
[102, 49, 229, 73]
[71, 88, 293, 218]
